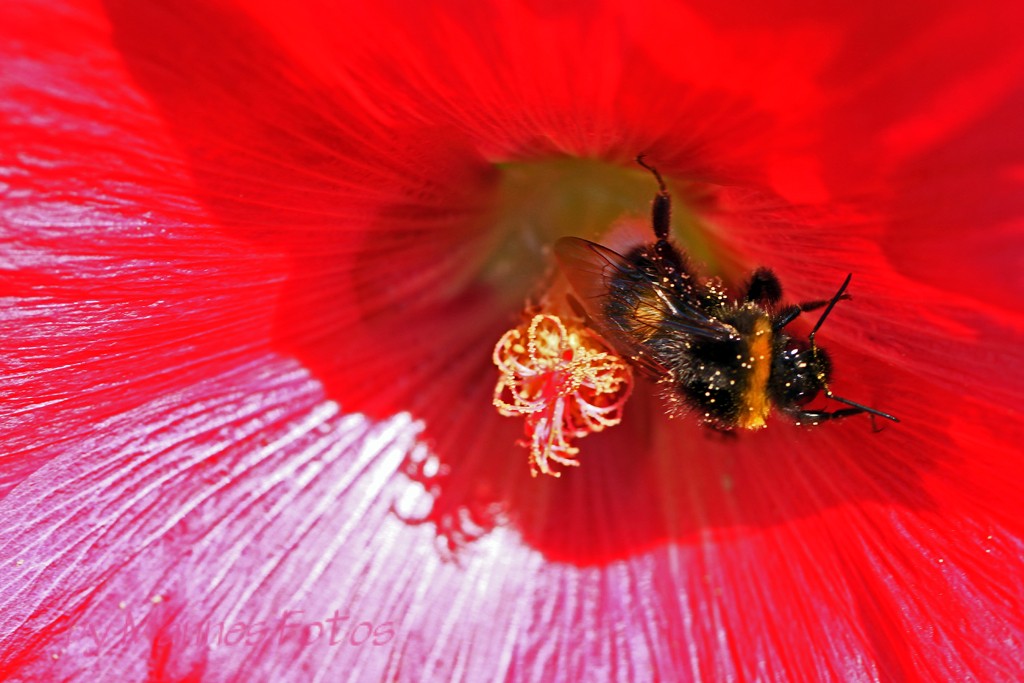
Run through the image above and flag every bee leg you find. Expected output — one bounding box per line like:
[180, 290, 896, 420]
[745, 267, 782, 305]
[773, 305, 802, 331]
[869, 414, 886, 433]
[792, 407, 865, 426]
[566, 294, 592, 324]
[772, 295, 853, 331]
[795, 294, 851, 313]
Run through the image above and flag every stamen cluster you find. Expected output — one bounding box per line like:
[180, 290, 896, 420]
[493, 314, 633, 477]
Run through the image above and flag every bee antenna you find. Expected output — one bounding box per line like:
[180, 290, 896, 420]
[808, 273, 853, 348]
[809, 274, 851, 385]
[636, 154, 671, 240]
[636, 154, 668, 194]
[809, 273, 900, 424]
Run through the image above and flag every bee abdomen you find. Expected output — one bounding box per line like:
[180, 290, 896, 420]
[675, 310, 774, 429]
[674, 337, 745, 425]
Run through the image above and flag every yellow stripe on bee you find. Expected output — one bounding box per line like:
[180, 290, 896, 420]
[738, 316, 773, 429]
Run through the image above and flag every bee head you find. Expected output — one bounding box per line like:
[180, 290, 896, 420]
[772, 340, 831, 407]
[778, 274, 899, 425]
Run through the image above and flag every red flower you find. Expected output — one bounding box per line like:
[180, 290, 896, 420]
[2, 0, 1023, 680]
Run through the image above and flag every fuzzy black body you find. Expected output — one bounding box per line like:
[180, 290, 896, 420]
[557, 237, 821, 429]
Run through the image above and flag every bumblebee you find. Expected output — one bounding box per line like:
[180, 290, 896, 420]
[554, 156, 898, 430]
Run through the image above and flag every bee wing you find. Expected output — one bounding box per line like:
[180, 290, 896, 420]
[554, 237, 736, 367]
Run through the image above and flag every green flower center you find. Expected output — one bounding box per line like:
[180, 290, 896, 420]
[481, 157, 719, 304]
